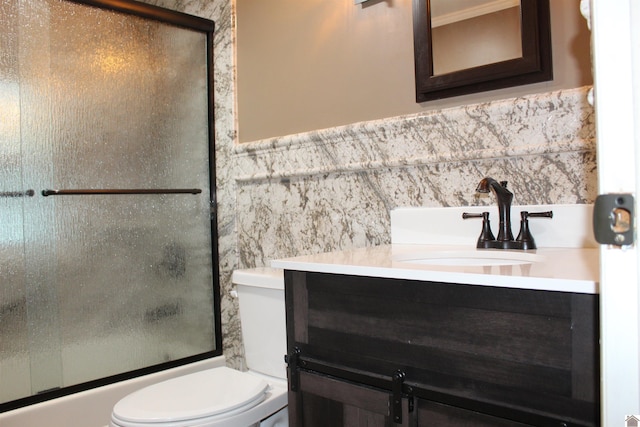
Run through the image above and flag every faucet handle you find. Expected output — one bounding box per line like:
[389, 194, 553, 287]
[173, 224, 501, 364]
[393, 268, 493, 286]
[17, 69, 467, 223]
[462, 211, 496, 248]
[526, 210, 553, 219]
[462, 212, 483, 219]
[516, 210, 553, 250]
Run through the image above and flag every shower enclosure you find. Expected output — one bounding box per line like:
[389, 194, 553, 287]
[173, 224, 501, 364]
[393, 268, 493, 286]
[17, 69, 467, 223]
[0, 0, 220, 411]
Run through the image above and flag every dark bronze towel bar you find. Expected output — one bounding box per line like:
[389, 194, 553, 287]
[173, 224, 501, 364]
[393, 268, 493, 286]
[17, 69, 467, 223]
[41, 188, 202, 196]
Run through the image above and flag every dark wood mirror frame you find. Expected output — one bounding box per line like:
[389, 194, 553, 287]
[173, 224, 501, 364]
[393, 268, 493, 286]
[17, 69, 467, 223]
[412, 0, 552, 102]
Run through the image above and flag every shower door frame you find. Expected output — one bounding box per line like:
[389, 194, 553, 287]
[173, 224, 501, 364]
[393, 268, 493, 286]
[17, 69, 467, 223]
[0, 0, 221, 413]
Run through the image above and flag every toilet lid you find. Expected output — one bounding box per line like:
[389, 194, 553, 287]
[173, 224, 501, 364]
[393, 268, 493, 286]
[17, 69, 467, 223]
[112, 367, 269, 425]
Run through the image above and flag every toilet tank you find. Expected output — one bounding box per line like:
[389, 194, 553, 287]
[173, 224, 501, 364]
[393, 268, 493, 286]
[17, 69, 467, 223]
[233, 268, 286, 380]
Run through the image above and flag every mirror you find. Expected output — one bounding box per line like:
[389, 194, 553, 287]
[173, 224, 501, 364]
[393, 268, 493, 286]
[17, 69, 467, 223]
[412, 0, 552, 102]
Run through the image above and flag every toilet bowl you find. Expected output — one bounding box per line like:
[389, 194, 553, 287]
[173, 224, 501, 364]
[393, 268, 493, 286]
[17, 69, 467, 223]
[110, 268, 287, 427]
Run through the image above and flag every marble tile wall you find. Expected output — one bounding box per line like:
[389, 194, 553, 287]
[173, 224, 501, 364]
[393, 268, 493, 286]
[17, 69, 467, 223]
[233, 87, 597, 268]
[142, 0, 596, 369]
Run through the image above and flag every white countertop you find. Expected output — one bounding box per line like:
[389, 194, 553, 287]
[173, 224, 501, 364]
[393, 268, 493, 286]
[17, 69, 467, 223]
[271, 244, 599, 294]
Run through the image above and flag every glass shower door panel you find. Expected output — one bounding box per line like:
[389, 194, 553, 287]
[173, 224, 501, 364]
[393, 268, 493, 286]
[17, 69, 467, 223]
[2, 0, 64, 401]
[39, 0, 214, 387]
[1, 0, 215, 405]
[46, 0, 210, 191]
[0, 0, 31, 402]
[53, 194, 214, 384]
[18, 0, 66, 398]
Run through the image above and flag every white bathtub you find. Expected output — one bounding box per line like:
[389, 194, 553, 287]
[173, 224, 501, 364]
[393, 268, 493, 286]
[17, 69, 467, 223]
[0, 356, 226, 427]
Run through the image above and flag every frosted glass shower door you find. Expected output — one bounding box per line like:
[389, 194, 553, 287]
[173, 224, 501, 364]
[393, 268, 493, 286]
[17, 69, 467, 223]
[0, 0, 217, 407]
[0, 0, 34, 402]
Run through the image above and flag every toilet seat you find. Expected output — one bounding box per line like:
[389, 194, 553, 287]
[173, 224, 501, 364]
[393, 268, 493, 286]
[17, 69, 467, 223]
[111, 367, 269, 427]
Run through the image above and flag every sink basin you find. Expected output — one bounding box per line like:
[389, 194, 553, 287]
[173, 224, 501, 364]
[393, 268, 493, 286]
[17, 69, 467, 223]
[394, 250, 543, 267]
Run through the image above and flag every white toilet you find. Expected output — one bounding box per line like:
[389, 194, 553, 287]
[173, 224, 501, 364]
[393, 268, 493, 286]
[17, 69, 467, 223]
[110, 267, 288, 427]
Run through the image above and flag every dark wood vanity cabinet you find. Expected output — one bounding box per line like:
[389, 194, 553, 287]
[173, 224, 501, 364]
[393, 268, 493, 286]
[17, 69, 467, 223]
[284, 271, 600, 427]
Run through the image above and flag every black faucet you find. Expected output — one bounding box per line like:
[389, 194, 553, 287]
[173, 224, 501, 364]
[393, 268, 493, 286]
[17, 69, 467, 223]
[475, 177, 514, 244]
[464, 177, 553, 250]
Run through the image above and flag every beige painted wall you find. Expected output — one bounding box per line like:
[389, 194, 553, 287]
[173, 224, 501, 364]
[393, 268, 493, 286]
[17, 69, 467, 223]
[236, 0, 592, 142]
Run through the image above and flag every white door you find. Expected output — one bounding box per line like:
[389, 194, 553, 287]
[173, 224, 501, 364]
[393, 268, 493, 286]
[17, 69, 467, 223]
[589, 0, 640, 424]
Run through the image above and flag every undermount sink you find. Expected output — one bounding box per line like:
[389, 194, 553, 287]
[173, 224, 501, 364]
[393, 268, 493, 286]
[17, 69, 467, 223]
[394, 250, 544, 267]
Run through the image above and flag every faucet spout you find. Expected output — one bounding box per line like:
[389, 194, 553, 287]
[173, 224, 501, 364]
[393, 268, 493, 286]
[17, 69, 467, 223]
[476, 177, 514, 243]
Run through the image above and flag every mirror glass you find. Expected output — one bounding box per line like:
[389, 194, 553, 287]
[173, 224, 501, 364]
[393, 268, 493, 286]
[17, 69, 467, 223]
[431, 0, 522, 75]
[413, 0, 552, 102]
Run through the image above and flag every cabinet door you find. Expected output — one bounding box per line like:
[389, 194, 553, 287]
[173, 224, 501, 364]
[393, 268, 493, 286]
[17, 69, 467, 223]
[289, 370, 414, 427]
[285, 270, 599, 426]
